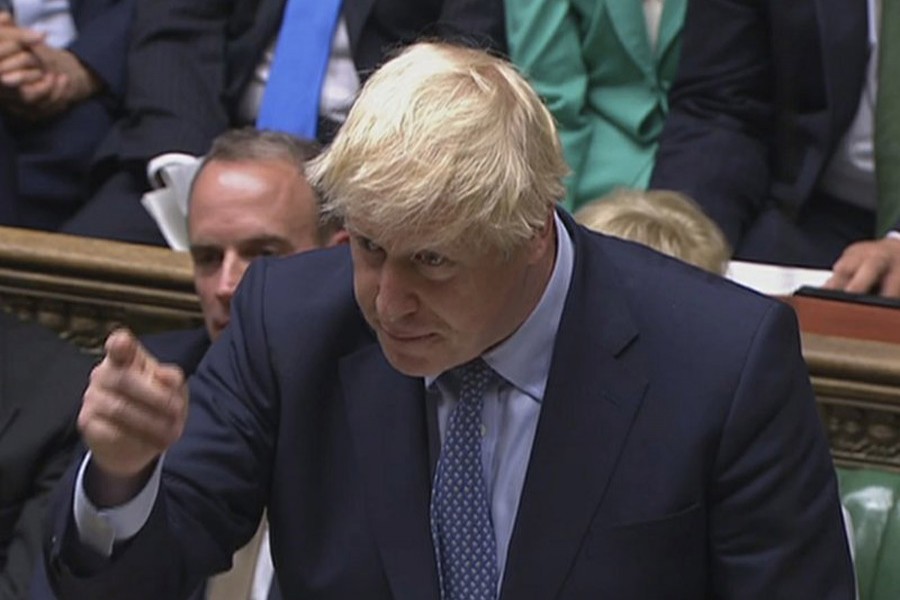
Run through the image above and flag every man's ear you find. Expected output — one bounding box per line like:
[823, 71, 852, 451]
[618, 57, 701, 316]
[527, 210, 556, 263]
[326, 228, 351, 247]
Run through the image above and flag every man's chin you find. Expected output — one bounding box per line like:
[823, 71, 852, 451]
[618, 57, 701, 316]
[379, 341, 446, 377]
[206, 320, 228, 342]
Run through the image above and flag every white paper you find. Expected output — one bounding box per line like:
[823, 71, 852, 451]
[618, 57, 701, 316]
[725, 260, 832, 296]
[139, 153, 202, 251]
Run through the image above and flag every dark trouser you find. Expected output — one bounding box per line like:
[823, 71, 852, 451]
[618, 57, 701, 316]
[0, 99, 114, 231]
[735, 191, 876, 269]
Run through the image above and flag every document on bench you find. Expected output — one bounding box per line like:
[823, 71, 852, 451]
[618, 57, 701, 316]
[725, 260, 832, 296]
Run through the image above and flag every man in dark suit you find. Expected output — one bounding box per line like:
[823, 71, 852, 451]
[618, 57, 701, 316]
[0, 0, 133, 231]
[0, 311, 93, 599]
[60, 0, 506, 246]
[651, 0, 900, 295]
[46, 43, 853, 599]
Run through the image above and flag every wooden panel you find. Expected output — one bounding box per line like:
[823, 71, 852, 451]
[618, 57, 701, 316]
[803, 334, 900, 471]
[0, 226, 202, 351]
[783, 294, 900, 345]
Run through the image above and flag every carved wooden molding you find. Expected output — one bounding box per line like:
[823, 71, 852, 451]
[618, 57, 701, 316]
[0, 226, 202, 350]
[803, 334, 900, 471]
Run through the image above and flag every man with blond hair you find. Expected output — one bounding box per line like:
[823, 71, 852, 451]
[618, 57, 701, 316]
[46, 42, 853, 599]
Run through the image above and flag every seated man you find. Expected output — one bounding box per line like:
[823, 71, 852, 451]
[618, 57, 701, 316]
[146, 127, 346, 600]
[0, 311, 93, 599]
[59, 0, 506, 246]
[0, 0, 133, 230]
[48, 42, 852, 599]
[651, 0, 900, 296]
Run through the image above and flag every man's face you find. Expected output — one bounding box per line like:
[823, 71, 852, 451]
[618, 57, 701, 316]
[348, 217, 556, 376]
[189, 158, 325, 341]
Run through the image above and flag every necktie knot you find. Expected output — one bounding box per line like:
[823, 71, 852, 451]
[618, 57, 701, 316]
[453, 358, 494, 406]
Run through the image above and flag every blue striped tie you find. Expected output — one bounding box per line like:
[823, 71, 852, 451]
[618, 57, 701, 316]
[256, 0, 342, 138]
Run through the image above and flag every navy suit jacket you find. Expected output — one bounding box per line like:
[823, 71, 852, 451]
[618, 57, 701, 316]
[0, 0, 134, 229]
[46, 213, 854, 598]
[651, 0, 869, 254]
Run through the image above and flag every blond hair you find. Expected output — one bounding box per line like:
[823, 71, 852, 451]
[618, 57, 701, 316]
[306, 42, 569, 255]
[575, 188, 731, 274]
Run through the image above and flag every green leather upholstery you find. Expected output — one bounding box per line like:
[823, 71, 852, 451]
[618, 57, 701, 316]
[838, 467, 900, 600]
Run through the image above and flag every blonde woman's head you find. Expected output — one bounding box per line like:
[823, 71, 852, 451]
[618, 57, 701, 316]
[575, 188, 731, 274]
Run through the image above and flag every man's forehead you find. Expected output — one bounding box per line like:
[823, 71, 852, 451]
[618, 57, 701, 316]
[347, 218, 447, 250]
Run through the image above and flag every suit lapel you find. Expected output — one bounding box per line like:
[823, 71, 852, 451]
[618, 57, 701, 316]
[815, 0, 869, 135]
[340, 345, 441, 600]
[0, 405, 18, 441]
[603, 0, 655, 77]
[343, 0, 378, 57]
[655, 0, 686, 63]
[501, 222, 649, 599]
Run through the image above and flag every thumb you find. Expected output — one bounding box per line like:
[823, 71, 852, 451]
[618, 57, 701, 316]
[104, 329, 153, 372]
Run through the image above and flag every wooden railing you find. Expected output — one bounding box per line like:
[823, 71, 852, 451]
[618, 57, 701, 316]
[0, 226, 202, 351]
[786, 295, 900, 471]
[3, 226, 900, 469]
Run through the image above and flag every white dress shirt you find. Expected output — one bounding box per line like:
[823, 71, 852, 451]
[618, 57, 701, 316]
[10, 0, 75, 48]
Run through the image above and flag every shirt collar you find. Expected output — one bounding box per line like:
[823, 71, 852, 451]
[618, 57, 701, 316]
[483, 211, 573, 402]
[424, 212, 574, 400]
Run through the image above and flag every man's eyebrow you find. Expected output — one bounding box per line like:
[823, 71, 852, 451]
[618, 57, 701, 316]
[189, 243, 220, 253]
[190, 235, 290, 251]
[237, 235, 291, 247]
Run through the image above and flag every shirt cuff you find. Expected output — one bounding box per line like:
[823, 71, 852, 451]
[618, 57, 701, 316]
[73, 452, 163, 556]
[887, 231, 900, 240]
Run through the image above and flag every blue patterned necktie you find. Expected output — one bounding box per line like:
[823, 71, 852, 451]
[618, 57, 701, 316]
[430, 358, 499, 600]
[255, 0, 342, 138]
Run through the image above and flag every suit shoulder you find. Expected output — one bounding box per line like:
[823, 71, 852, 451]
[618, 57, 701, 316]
[587, 232, 790, 345]
[234, 245, 365, 343]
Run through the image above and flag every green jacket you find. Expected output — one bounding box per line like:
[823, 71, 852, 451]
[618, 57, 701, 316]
[507, 0, 685, 211]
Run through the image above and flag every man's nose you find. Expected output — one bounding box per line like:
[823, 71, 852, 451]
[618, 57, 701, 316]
[374, 261, 418, 323]
[215, 253, 246, 303]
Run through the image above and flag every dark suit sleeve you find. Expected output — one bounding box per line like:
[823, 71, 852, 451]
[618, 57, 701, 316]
[709, 302, 854, 597]
[95, 0, 238, 167]
[650, 0, 773, 248]
[66, 0, 136, 99]
[46, 263, 277, 599]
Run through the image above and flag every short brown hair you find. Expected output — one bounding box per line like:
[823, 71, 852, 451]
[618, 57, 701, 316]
[193, 128, 339, 242]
